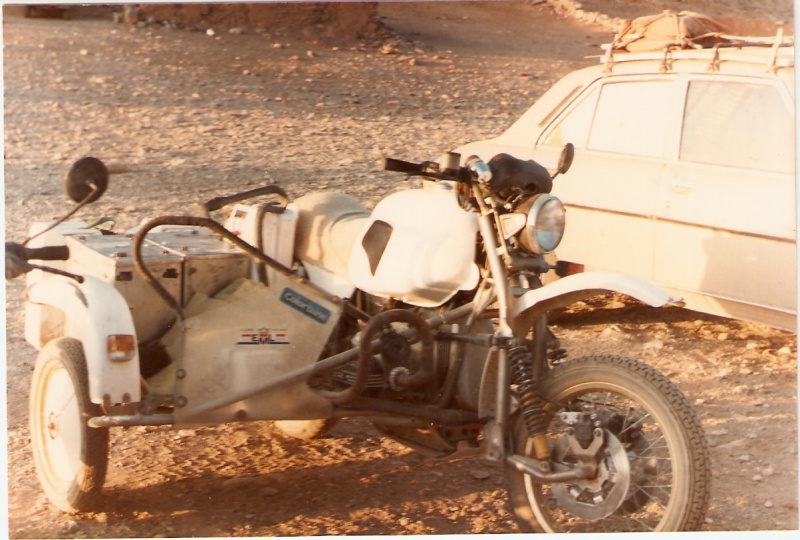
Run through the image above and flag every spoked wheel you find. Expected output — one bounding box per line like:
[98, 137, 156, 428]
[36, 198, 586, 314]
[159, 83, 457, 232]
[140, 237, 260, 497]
[30, 338, 109, 513]
[507, 355, 711, 532]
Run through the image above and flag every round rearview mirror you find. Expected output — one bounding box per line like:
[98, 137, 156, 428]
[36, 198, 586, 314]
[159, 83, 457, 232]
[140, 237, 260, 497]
[557, 143, 575, 176]
[65, 157, 109, 204]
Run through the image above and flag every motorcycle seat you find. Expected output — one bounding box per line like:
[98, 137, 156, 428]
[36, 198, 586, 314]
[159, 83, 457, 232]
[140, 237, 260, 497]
[293, 192, 370, 278]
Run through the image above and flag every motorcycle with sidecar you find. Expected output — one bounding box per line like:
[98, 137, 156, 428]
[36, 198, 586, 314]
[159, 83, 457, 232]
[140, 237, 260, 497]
[6, 147, 711, 532]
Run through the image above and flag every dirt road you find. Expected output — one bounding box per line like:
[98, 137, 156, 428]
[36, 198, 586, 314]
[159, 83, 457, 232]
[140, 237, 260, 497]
[4, 2, 797, 536]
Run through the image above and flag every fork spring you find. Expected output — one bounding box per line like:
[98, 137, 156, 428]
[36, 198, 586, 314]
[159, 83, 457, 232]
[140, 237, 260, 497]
[509, 346, 547, 437]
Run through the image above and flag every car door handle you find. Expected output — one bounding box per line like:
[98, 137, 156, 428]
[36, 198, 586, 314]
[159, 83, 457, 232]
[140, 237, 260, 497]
[668, 182, 693, 195]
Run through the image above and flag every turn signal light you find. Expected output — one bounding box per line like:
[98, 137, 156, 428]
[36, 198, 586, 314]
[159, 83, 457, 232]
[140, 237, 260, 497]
[555, 261, 585, 277]
[107, 335, 136, 362]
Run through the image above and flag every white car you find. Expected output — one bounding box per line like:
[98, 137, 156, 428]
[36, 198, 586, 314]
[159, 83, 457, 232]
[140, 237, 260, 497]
[458, 35, 795, 331]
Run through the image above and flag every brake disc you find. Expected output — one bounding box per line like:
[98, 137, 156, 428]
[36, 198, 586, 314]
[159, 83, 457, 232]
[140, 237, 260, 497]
[550, 429, 631, 521]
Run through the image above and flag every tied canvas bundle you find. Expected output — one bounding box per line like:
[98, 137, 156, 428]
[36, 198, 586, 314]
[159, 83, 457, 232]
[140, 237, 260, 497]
[612, 10, 730, 52]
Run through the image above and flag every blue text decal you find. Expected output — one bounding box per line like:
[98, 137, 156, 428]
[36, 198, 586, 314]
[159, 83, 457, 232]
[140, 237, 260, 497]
[280, 288, 331, 324]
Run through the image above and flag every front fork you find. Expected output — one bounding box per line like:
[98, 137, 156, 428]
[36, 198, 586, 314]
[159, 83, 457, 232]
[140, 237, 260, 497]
[482, 318, 551, 465]
[473, 192, 551, 465]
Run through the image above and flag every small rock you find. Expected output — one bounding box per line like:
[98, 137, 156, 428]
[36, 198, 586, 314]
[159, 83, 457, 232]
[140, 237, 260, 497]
[64, 521, 80, 534]
[765, 501, 774, 508]
[745, 341, 759, 350]
[710, 429, 729, 437]
[306, 50, 315, 58]
[222, 476, 260, 489]
[705, 517, 714, 524]
[777, 346, 792, 356]
[643, 339, 664, 350]
[95, 512, 108, 523]
[717, 332, 729, 341]
[261, 486, 279, 496]
[752, 474, 764, 482]
[716, 438, 746, 450]
[470, 469, 491, 480]
[229, 27, 243, 34]
[738, 454, 751, 463]
[398, 517, 411, 527]
[79, 49, 89, 56]
[762, 465, 775, 477]
[694, 398, 706, 405]
[206, 29, 216, 37]
[106, 162, 129, 174]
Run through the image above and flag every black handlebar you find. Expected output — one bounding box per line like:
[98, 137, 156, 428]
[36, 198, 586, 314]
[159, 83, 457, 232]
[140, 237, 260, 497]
[202, 184, 289, 214]
[381, 156, 471, 184]
[382, 157, 425, 174]
[5, 242, 76, 281]
[6, 242, 70, 262]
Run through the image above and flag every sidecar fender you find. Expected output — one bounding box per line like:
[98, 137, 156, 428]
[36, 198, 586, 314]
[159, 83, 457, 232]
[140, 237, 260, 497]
[25, 274, 141, 405]
[510, 272, 683, 336]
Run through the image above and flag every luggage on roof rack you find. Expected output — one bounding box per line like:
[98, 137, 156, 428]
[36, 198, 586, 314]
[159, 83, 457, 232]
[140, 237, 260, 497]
[611, 10, 731, 52]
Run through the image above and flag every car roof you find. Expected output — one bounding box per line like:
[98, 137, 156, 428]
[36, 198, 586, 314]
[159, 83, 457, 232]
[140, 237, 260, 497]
[487, 36, 794, 147]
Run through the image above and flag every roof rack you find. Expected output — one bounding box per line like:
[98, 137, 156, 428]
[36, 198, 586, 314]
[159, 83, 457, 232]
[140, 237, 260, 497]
[600, 27, 794, 74]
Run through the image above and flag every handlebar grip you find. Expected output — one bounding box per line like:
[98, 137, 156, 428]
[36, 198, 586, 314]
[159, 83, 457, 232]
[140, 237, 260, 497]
[24, 245, 71, 261]
[203, 185, 289, 213]
[382, 157, 423, 174]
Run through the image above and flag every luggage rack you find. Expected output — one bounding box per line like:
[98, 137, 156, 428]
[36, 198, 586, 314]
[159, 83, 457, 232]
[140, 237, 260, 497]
[600, 27, 794, 74]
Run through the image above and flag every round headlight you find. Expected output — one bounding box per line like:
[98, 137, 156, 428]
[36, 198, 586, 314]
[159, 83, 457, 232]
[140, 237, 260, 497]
[518, 194, 565, 254]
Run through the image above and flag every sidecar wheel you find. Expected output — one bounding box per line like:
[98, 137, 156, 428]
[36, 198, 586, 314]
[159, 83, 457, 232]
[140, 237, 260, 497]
[30, 338, 109, 513]
[274, 419, 339, 440]
[506, 354, 710, 532]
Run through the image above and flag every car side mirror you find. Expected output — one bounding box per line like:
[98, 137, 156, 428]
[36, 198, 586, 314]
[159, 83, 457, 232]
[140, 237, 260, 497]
[65, 156, 109, 204]
[552, 143, 574, 180]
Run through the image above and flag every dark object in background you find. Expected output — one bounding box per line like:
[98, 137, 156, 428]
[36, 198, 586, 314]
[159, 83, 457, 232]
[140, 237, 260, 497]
[24, 5, 69, 19]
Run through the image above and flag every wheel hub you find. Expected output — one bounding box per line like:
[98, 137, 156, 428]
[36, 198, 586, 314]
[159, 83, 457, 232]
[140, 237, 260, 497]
[47, 412, 59, 439]
[551, 429, 631, 521]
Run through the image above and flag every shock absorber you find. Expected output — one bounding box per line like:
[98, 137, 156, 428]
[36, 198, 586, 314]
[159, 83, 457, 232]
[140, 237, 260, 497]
[509, 346, 550, 460]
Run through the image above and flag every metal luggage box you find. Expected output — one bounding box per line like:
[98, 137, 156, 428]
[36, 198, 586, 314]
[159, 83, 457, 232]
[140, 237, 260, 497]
[65, 227, 250, 343]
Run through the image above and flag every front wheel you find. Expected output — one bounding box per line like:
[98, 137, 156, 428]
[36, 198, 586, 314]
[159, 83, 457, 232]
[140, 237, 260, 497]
[30, 338, 109, 513]
[507, 354, 711, 532]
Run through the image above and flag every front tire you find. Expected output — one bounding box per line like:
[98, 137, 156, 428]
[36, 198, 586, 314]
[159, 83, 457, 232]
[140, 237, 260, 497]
[507, 354, 710, 532]
[30, 338, 109, 513]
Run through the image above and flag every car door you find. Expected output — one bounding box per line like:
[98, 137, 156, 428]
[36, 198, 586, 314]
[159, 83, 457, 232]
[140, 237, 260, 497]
[535, 76, 682, 280]
[654, 76, 796, 326]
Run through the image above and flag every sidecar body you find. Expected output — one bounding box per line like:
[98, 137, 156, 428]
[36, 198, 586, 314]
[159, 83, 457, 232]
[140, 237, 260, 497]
[22, 208, 341, 425]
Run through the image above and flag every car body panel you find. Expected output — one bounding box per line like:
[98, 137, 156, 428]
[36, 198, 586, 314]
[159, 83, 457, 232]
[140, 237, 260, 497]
[457, 44, 796, 331]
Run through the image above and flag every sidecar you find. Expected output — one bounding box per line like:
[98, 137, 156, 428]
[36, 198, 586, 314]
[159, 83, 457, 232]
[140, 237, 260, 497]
[23, 202, 356, 418]
[22, 196, 358, 510]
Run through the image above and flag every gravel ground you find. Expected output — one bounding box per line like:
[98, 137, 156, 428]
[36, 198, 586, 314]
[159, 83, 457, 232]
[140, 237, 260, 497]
[3, 2, 798, 537]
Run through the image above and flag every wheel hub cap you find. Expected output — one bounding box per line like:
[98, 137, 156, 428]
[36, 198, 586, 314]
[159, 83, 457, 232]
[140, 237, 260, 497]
[551, 429, 631, 520]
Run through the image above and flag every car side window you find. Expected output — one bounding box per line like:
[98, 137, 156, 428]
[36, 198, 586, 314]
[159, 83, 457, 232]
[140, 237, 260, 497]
[541, 86, 599, 149]
[680, 80, 794, 174]
[586, 80, 676, 158]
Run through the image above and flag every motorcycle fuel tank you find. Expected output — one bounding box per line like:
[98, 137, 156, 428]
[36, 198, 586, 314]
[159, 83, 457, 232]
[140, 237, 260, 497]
[349, 187, 480, 307]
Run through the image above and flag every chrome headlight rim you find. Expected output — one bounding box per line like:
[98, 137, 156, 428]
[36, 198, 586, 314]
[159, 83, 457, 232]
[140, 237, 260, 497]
[518, 194, 566, 255]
